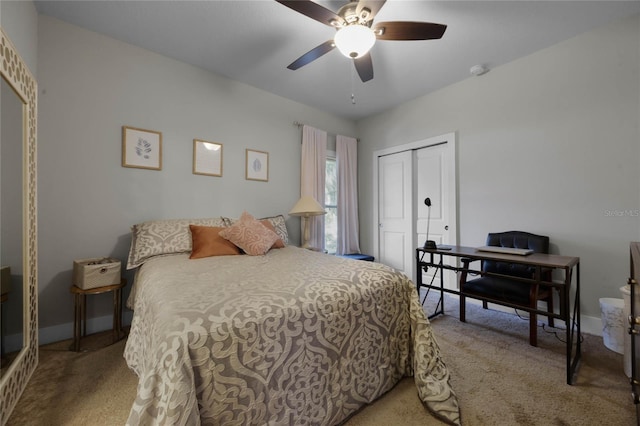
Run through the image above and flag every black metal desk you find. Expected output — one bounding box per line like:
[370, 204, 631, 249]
[416, 245, 581, 385]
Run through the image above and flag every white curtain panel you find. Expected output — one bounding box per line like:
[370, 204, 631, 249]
[301, 125, 327, 250]
[336, 135, 361, 255]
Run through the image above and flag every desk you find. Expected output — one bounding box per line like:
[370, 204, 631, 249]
[416, 245, 581, 385]
[70, 279, 126, 352]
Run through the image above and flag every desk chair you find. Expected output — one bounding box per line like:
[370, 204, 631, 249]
[459, 231, 554, 346]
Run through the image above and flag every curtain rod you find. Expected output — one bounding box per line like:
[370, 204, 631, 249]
[293, 121, 359, 142]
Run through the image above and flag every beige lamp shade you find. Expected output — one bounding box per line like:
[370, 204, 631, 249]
[289, 196, 325, 217]
[289, 196, 325, 249]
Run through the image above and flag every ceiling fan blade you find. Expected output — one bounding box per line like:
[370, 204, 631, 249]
[356, 0, 387, 21]
[373, 21, 447, 41]
[287, 40, 336, 70]
[276, 0, 345, 27]
[354, 53, 373, 82]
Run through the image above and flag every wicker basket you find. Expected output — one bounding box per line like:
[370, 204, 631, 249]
[73, 257, 121, 290]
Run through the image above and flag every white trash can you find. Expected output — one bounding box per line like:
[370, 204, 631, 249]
[620, 285, 640, 377]
[599, 297, 624, 355]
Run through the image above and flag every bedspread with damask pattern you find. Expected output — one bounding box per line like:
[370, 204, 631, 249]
[124, 246, 460, 425]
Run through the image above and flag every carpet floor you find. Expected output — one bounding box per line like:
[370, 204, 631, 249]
[6, 294, 636, 425]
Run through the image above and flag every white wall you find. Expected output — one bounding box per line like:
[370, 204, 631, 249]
[357, 13, 640, 322]
[36, 16, 356, 342]
[0, 0, 38, 76]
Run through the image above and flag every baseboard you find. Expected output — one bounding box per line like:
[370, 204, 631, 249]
[4, 311, 134, 352]
[6, 296, 604, 352]
[468, 299, 603, 336]
[425, 291, 604, 337]
[42, 310, 135, 347]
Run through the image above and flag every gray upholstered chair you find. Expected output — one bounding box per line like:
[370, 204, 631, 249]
[459, 231, 554, 346]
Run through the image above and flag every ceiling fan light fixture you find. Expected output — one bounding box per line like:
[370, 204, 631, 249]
[334, 25, 376, 59]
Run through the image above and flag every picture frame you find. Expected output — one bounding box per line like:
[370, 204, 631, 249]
[122, 126, 162, 170]
[245, 149, 269, 182]
[193, 139, 223, 177]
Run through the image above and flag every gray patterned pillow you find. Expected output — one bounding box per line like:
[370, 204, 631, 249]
[127, 217, 226, 269]
[222, 214, 289, 245]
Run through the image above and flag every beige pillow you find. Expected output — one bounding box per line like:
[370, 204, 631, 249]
[189, 225, 241, 259]
[261, 220, 285, 249]
[259, 215, 289, 245]
[127, 217, 226, 269]
[219, 212, 280, 256]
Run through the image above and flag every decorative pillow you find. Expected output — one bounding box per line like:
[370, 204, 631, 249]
[219, 212, 280, 256]
[189, 225, 241, 259]
[222, 214, 289, 245]
[261, 215, 289, 245]
[127, 217, 226, 269]
[261, 221, 285, 249]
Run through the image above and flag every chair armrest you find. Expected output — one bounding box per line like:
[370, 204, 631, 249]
[459, 257, 474, 287]
[541, 267, 553, 282]
[526, 266, 554, 282]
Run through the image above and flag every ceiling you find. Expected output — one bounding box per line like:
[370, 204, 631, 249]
[34, 1, 640, 120]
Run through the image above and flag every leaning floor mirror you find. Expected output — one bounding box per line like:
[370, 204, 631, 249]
[0, 27, 38, 422]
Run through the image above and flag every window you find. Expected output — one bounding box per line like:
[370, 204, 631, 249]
[325, 152, 337, 254]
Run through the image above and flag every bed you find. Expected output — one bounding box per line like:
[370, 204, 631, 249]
[123, 216, 460, 425]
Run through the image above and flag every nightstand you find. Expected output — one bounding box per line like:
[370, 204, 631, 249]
[70, 278, 126, 352]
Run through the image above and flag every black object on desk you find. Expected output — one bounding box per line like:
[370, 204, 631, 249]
[422, 198, 437, 250]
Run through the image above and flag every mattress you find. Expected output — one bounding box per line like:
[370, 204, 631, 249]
[124, 246, 460, 425]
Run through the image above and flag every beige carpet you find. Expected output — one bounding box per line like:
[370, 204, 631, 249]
[7, 295, 636, 425]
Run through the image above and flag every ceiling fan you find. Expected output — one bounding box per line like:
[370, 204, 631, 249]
[275, 0, 447, 82]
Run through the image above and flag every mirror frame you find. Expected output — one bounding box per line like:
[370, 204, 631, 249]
[0, 27, 38, 419]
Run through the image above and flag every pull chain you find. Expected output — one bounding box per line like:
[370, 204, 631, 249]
[350, 63, 357, 105]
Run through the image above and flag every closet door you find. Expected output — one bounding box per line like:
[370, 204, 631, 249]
[374, 133, 457, 285]
[377, 151, 413, 277]
[416, 143, 455, 289]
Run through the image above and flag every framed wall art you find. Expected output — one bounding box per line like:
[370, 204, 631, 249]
[122, 126, 162, 170]
[245, 149, 269, 182]
[193, 139, 223, 177]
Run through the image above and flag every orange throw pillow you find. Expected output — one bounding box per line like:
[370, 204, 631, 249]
[189, 225, 241, 259]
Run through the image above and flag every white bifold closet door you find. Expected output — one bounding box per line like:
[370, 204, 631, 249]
[376, 136, 456, 289]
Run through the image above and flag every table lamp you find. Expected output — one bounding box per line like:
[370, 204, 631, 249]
[289, 196, 326, 250]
